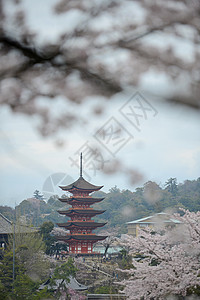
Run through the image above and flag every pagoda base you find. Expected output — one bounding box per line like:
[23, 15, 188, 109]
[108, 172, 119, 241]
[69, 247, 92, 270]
[69, 252, 101, 257]
[57, 235, 107, 255]
[68, 241, 94, 254]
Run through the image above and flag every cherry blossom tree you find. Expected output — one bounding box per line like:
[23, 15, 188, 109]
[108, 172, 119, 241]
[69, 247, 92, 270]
[67, 288, 86, 300]
[98, 226, 120, 256]
[119, 209, 200, 299]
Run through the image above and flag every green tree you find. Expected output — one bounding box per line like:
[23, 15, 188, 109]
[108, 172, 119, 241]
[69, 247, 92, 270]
[8, 226, 50, 282]
[13, 273, 36, 299]
[165, 178, 178, 196]
[39, 221, 55, 255]
[0, 250, 53, 300]
[94, 285, 117, 294]
[33, 190, 44, 201]
[12, 273, 53, 299]
[50, 258, 78, 297]
[0, 251, 24, 299]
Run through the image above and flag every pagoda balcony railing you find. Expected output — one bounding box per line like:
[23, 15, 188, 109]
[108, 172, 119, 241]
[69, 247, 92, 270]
[67, 220, 94, 222]
[68, 207, 94, 210]
[66, 233, 96, 236]
[71, 206, 92, 209]
[70, 195, 92, 198]
[61, 195, 93, 199]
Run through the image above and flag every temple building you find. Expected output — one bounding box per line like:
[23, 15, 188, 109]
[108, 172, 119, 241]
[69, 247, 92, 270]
[127, 212, 182, 237]
[56, 153, 107, 254]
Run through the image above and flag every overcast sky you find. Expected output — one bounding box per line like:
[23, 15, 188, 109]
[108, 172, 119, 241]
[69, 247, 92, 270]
[0, 1, 200, 207]
[0, 96, 199, 207]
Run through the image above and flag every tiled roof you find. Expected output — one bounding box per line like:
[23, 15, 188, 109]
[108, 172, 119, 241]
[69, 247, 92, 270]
[59, 176, 103, 191]
[58, 209, 105, 216]
[0, 213, 12, 234]
[57, 234, 107, 241]
[0, 213, 37, 234]
[57, 222, 107, 228]
[39, 275, 88, 291]
[59, 197, 104, 204]
[127, 212, 182, 224]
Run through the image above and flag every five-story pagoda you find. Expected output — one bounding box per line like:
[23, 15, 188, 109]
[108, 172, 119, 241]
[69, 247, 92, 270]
[56, 153, 107, 254]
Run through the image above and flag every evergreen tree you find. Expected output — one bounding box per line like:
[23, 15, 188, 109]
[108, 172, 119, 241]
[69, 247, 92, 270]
[50, 258, 78, 298]
[165, 178, 178, 196]
[33, 190, 44, 201]
[0, 251, 24, 299]
[39, 221, 55, 255]
[13, 273, 36, 299]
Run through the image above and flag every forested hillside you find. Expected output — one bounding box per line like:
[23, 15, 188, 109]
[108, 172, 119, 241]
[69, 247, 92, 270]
[1, 178, 200, 233]
[94, 177, 200, 232]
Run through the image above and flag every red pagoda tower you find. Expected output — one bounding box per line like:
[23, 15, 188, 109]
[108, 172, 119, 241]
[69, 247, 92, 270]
[56, 153, 107, 254]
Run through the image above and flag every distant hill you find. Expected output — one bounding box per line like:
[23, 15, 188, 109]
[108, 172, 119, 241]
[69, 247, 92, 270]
[0, 178, 200, 233]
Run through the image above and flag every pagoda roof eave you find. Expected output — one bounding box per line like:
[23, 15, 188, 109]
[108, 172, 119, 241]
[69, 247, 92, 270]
[56, 235, 107, 241]
[57, 222, 107, 228]
[57, 209, 105, 216]
[59, 176, 103, 192]
[59, 197, 104, 203]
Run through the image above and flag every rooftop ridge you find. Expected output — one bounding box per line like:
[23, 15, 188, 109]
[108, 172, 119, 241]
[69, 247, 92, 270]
[0, 213, 12, 224]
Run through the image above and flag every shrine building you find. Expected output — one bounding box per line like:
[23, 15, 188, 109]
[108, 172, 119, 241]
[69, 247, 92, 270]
[56, 153, 107, 254]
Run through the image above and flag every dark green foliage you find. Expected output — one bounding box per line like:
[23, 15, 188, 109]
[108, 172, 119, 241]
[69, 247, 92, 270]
[47, 195, 65, 209]
[165, 178, 178, 196]
[94, 285, 118, 294]
[94, 177, 200, 232]
[1, 178, 200, 231]
[40, 221, 54, 236]
[187, 285, 200, 297]
[33, 190, 44, 201]
[13, 273, 37, 299]
[0, 248, 52, 300]
[15, 199, 51, 226]
[117, 249, 133, 269]
[52, 257, 77, 282]
[50, 258, 78, 297]
[13, 195, 65, 226]
[12, 274, 53, 299]
[0, 205, 15, 221]
[0, 250, 24, 299]
[39, 221, 55, 255]
[32, 287, 53, 300]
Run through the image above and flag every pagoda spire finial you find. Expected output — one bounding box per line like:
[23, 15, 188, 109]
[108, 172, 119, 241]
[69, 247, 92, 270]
[80, 152, 83, 177]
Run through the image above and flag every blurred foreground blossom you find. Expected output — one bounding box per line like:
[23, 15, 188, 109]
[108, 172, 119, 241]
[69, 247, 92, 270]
[143, 181, 162, 204]
[0, 0, 199, 140]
